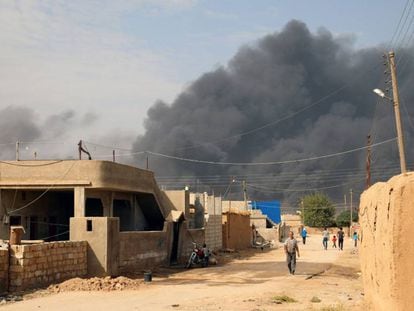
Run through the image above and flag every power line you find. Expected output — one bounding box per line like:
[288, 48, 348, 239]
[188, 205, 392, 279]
[146, 137, 396, 166]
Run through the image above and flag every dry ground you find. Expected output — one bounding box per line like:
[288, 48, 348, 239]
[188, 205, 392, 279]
[0, 235, 364, 310]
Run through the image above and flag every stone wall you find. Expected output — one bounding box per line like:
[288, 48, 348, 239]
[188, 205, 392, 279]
[0, 248, 8, 294]
[359, 173, 414, 311]
[9, 241, 87, 292]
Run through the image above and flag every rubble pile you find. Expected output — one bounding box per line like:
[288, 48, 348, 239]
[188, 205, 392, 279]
[48, 276, 142, 292]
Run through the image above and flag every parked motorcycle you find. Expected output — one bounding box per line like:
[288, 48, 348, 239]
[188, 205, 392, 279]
[185, 242, 209, 268]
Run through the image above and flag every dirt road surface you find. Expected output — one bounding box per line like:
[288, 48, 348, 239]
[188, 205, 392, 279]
[1, 236, 364, 310]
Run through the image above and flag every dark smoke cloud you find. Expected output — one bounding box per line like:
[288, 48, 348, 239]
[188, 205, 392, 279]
[133, 20, 414, 208]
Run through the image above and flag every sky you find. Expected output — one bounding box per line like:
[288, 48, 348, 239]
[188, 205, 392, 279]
[0, 0, 408, 149]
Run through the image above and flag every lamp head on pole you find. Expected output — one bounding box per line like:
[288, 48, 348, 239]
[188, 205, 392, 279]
[373, 88, 393, 102]
[373, 88, 385, 98]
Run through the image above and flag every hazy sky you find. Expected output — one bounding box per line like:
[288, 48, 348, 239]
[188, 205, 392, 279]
[0, 0, 408, 144]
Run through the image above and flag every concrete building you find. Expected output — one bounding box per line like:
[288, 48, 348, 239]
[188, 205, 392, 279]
[166, 191, 223, 250]
[0, 160, 204, 277]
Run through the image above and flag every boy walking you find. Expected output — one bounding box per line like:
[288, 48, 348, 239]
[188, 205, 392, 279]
[332, 235, 337, 248]
[284, 231, 300, 275]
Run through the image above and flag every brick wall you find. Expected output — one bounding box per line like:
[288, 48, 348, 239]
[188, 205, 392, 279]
[9, 241, 87, 292]
[0, 248, 8, 294]
[205, 215, 222, 250]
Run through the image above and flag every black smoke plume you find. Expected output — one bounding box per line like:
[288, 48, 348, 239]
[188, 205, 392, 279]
[140, 21, 412, 207]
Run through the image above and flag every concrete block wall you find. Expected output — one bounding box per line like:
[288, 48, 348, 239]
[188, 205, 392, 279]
[0, 248, 8, 294]
[9, 241, 87, 292]
[205, 215, 222, 250]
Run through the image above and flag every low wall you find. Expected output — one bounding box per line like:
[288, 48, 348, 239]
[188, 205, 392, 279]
[256, 228, 278, 243]
[119, 229, 170, 272]
[359, 173, 414, 311]
[205, 215, 222, 250]
[9, 241, 87, 292]
[222, 213, 252, 250]
[0, 248, 8, 294]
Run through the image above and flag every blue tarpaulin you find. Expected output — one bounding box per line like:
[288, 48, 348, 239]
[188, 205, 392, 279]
[251, 200, 281, 224]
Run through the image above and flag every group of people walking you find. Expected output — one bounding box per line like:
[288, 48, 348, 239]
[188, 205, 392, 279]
[284, 226, 359, 275]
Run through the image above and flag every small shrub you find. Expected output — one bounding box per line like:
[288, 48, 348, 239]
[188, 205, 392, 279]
[271, 295, 297, 304]
[311, 296, 321, 303]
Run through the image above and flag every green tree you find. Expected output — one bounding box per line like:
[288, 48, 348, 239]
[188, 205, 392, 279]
[301, 193, 335, 227]
[336, 210, 358, 227]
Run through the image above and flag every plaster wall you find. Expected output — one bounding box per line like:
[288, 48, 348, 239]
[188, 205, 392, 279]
[118, 222, 172, 272]
[70, 217, 119, 277]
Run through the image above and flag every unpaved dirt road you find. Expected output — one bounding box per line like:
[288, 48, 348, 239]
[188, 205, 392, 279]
[1, 236, 364, 310]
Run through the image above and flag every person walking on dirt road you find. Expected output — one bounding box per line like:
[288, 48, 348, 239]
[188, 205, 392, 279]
[301, 227, 307, 245]
[337, 227, 345, 250]
[284, 231, 300, 275]
[322, 228, 329, 250]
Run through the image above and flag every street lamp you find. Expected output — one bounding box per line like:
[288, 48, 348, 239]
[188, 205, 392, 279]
[373, 88, 391, 100]
[372, 84, 407, 173]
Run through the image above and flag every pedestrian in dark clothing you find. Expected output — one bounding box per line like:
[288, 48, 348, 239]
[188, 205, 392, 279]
[337, 227, 345, 250]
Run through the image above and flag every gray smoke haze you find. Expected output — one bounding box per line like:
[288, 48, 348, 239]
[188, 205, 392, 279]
[133, 20, 414, 207]
[0, 106, 98, 160]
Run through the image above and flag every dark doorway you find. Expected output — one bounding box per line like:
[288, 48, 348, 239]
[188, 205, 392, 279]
[170, 221, 181, 264]
[85, 198, 104, 217]
[135, 193, 164, 231]
[30, 216, 38, 240]
[113, 199, 133, 231]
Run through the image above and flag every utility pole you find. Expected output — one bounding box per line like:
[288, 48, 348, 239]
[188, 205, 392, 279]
[388, 51, 407, 173]
[112, 150, 115, 162]
[146, 152, 149, 170]
[366, 135, 372, 189]
[242, 180, 248, 211]
[301, 199, 304, 225]
[15, 141, 19, 161]
[350, 189, 353, 234]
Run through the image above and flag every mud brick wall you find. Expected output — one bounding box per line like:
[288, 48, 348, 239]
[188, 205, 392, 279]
[0, 248, 8, 294]
[9, 241, 87, 292]
[222, 213, 252, 250]
[359, 173, 414, 311]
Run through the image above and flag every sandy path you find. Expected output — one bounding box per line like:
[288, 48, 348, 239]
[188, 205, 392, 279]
[1, 236, 364, 310]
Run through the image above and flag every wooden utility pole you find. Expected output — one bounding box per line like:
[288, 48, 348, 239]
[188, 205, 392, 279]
[366, 135, 372, 189]
[242, 180, 248, 211]
[112, 150, 115, 162]
[15, 141, 19, 161]
[146, 152, 149, 170]
[388, 51, 407, 173]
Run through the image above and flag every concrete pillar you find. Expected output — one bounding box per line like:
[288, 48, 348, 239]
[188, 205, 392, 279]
[74, 187, 86, 217]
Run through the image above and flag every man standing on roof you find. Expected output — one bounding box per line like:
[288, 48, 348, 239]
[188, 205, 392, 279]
[284, 231, 300, 275]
